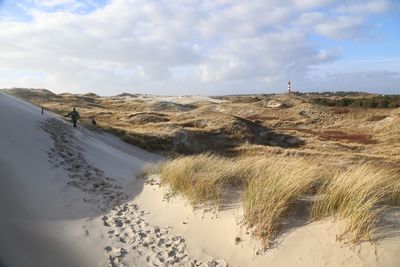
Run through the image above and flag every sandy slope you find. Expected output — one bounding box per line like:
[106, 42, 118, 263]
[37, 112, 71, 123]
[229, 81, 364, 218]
[0, 92, 225, 266]
[0, 92, 100, 267]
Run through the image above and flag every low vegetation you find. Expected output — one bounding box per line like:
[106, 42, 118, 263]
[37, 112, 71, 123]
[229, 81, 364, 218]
[367, 115, 387, 121]
[140, 154, 400, 248]
[319, 130, 377, 145]
[141, 154, 252, 204]
[4, 88, 400, 161]
[313, 95, 400, 108]
[243, 156, 329, 247]
[330, 107, 351, 114]
[312, 163, 400, 243]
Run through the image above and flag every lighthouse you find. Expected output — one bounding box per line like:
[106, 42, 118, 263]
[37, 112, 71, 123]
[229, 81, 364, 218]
[288, 81, 291, 94]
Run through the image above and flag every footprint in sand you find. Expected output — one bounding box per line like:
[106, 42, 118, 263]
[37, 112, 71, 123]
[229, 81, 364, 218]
[40, 118, 128, 211]
[102, 203, 228, 267]
[40, 118, 228, 267]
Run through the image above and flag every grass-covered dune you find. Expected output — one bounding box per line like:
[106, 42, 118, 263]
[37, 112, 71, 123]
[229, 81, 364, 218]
[140, 154, 400, 247]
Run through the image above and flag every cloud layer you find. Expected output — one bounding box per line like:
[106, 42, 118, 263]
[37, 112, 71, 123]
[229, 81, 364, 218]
[0, 0, 398, 95]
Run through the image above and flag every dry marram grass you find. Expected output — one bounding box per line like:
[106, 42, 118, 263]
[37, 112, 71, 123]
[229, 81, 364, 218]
[141, 154, 400, 247]
[243, 157, 330, 247]
[148, 154, 252, 205]
[312, 163, 400, 243]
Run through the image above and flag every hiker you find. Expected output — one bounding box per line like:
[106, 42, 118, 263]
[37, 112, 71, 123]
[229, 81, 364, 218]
[91, 117, 97, 127]
[65, 108, 80, 127]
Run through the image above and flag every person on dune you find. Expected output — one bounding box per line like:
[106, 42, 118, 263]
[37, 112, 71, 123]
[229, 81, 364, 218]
[91, 117, 97, 127]
[65, 108, 80, 127]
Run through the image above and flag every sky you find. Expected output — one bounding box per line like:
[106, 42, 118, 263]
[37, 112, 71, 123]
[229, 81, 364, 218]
[0, 0, 399, 96]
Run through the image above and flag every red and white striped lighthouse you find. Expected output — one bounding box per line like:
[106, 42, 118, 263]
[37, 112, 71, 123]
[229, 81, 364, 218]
[288, 81, 291, 94]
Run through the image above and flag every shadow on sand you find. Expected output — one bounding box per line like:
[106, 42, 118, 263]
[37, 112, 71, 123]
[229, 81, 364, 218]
[38, 117, 153, 221]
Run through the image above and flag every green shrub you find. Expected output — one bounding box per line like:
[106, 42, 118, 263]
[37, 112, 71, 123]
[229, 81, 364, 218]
[313, 96, 400, 109]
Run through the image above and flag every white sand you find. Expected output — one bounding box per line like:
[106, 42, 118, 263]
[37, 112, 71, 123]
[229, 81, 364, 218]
[0, 92, 100, 267]
[0, 92, 225, 266]
[1, 91, 399, 267]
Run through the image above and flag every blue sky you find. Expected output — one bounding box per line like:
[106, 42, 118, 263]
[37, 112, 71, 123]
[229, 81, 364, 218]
[0, 0, 399, 95]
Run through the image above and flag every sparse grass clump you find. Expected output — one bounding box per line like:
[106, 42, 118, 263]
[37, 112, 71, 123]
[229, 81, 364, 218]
[312, 163, 400, 243]
[243, 157, 329, 246]
[140, 154, 334, 245]
[149, 154, 253, 205]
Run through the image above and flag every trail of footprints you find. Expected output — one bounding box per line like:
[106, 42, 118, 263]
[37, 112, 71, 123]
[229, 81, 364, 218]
[40, 118, 227, 267]
[102, 203, 228, 267]
[40, 118, 128, 211]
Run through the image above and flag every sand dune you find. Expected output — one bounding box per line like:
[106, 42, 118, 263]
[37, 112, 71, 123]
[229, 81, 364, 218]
[0, 92, 225, 266]
[1, 91, 399, 267]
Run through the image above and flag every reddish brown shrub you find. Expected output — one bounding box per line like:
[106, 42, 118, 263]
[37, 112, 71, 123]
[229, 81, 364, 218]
[319, 130, 377, 144]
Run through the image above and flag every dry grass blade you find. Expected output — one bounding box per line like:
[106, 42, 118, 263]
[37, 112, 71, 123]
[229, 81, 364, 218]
[242, 156, 328, 247]
[312, 163, 399, 243]
[144, 154, 253, 205]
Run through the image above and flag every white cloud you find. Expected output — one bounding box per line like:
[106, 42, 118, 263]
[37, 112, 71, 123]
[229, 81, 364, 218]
[0, 0, 397, 95]
[293, 0, 335, 10]
[199, 29, 338, 82]
[315, 16, 365, 40]
[31, 0, 91, 11]
[297, 12, 325, 25]
[34, 0, 80, 8]
[335, 0, 391, 15]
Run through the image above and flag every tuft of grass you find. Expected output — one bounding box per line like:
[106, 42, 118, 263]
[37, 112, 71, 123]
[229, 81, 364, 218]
[140, 154, 331, 245]
[312, 163, 399, 243]
[242, 157, 329, 246]
[139, 154, 400, 248]
[149, 154, 253, 205]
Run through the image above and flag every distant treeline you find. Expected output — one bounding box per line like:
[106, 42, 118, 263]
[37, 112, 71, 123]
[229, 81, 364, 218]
[294, 91, 368, 97]
[313, 96, 400, 109]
